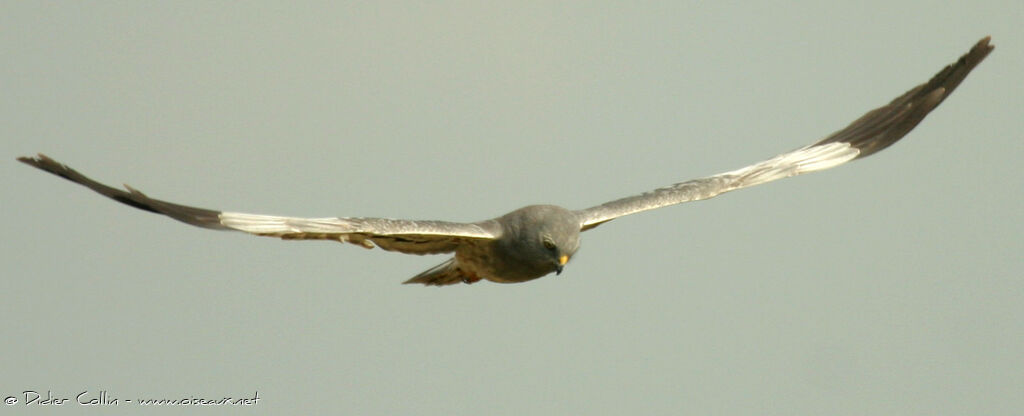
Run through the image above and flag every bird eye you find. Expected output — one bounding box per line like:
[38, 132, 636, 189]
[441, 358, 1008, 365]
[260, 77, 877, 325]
[542, 239, 556, 251]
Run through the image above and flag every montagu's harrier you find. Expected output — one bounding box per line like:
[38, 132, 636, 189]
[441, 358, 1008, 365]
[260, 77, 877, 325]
[19, 37, 992, 286]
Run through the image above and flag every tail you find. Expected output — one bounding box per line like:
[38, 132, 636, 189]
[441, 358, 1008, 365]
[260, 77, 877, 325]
[403, 258, 479, 286]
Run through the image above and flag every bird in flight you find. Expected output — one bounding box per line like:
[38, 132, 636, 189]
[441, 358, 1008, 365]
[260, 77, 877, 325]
[19, 37, 992, 286]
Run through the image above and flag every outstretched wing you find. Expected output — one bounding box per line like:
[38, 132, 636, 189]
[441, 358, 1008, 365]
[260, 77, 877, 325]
[575, 36, 993, 231]
[17, 154, 499, 255]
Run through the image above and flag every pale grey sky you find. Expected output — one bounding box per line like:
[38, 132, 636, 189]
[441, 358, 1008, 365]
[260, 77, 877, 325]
[3, 2, 1022, 415]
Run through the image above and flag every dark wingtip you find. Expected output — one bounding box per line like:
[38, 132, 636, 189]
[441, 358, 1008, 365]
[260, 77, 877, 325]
[19, 154, 230, 230]
[18, 153, 49, 166]
[18, 153, 84, 183]
[816, 36, 994, 160]
[18, 153, 51, 162]
[978, 35, 993, 50]
[961, 36, 993, 65]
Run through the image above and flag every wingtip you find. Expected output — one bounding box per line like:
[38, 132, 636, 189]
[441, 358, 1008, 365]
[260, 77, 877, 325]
[17, 153, 41, 164]
[18, 153, 56, 166]
[971, 36, 995, 59]
[17, 153, 69, 176]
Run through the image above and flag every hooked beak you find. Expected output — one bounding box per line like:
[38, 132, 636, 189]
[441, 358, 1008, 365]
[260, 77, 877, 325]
[556, 255, 569, 275]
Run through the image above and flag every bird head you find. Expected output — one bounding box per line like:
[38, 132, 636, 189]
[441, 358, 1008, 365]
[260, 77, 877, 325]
[516, 205, 580, 275]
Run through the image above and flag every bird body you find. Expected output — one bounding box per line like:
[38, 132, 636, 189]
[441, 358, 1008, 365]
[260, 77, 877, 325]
[302, 204, 583, 286]
[18, 37, 993, 286]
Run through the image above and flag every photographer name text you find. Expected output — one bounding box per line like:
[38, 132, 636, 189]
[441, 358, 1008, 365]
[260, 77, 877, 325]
[4, 390, 260, 406]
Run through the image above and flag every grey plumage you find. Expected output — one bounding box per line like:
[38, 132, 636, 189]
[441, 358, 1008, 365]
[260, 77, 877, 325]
[574, 36, 993, 230]
[18, 37, 993, 286]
